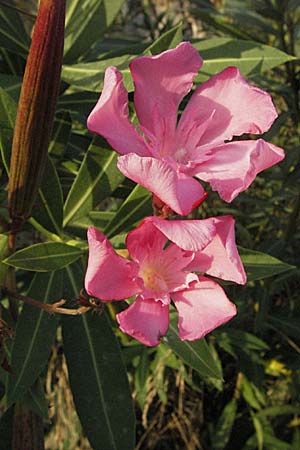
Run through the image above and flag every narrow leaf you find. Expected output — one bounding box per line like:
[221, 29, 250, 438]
[238, 247, 295, 281]
[104, 184, 151, 238]
[0, 4, 30, 56]
[6, 271, 62, 405]
[192, 38, 295, 81]
[64, 0, 125, 63]
[163, 318, 223, 380]
[62, 264, 135, 450]
[63, 140, 124, 227]
[3, 242, 83, 272]
[211, 398, 237, 450]
[32, 156, 64, 235]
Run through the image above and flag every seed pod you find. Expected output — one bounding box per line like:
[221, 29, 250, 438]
[8, 0, 66, 232]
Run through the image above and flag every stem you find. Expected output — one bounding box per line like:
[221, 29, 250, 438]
[2, 288, 91, 316]
[28, 217, 63, 242]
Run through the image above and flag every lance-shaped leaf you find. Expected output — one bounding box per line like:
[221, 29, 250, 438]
[3, 242, 83, 272]
[238, 247, 295, 281]
[163, 315, 223, 381]
[64, 0, 125, 63]
[8, 0, 65, 230]
[63, 140, 124, 227]
[0, 3, 30, 56]
[6, 271, 62, 406]
[62, 263, 135, 450]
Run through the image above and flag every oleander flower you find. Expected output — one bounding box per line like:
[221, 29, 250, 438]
[87, 42, 285, 216]
[85, 215, 246, 346]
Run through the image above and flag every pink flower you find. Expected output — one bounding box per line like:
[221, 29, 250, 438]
[87, 42, 285, 216]
[85, 215, 246, 346]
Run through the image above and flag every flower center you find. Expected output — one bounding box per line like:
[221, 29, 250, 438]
[140, 266, 169, 292]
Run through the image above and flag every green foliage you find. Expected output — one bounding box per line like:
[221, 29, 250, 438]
[62, 264, 135, 450]
[0, 0, 299, 449]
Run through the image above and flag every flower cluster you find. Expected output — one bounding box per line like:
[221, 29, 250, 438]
[85, 42, 284, 345]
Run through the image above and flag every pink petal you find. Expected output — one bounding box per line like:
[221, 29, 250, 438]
[179, 66, 278, 145]
[117, 296, 169, 346]
[126, 220, 196, 300]
[117, 153, 206, 215]
[87, 66, 150, 156]
[187, 216, 246, 284]
[193, 139, 284, 202]
[144, 216, 216, 251]
[126, 219, 166, 263]
[130, 42, 202, 152]
[85, 227, 140, 301]
[172, 276, 237, 341]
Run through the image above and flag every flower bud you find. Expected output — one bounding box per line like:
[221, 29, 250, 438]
[8, 0, 66, 230]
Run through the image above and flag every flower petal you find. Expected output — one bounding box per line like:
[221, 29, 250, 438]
[126, 219, 167, 262]
[117, 153, 206, 215]
[172, 276, 237, 341]
[85, 227, 140, 300]
[193, 139, 284, 202]
[143, 216, 216, 252]
[117, 296, 169, 346]
[187, 216, 246, 284]
[130, 42, 202, 151]
[87, 66, 150, 156]
[179, 66, 278, 145]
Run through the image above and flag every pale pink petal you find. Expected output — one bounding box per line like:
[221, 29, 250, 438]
[130, 42, 202, 152]
[87, 66, 150, 156]
[179, 66, 278, 145]
[193, 139, 284, 202]
[172, 276, 237, 341]
[85, 227, 140, 301]
[117, 153, 206, 215]
[187, 216, 246, 284]
[117, 296, 169, 346]
[145, 216, 216, 251]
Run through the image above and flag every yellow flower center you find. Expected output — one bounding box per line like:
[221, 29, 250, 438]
[140, 267, 169, 292]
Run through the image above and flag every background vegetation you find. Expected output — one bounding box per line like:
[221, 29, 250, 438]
[0, 0, 299, 449]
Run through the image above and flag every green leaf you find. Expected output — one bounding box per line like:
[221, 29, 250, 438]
[63, 140, 124, 227]
[49, 111, 72, 159]
[3, 242, 83, 272]
[163, 317, 223, 380]
[62, 264, 135, 450]
[216, 329, 270, 354]
[192, 38, 295, 81]
[62, 24, 183, 92]
[211, 398, 237, 450]
[58, 91, 99, 116]
[6, 271, 62, 405]
[0, 87, 17, 129]
[104, 184, 152, 238]
[143, 22, 183, 55]
[0, 74, 22, 101]
[0, 4, 29, 56]
[62, 54, 135, 92]
[238, 247, 295, 281]
[64, 0, 125, 63]
[31, 156, 64, 235]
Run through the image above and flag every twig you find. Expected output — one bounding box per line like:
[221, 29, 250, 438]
[2, 288, 91, 316]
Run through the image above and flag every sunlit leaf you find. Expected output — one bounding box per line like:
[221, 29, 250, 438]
[64, 0, 125, 63]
